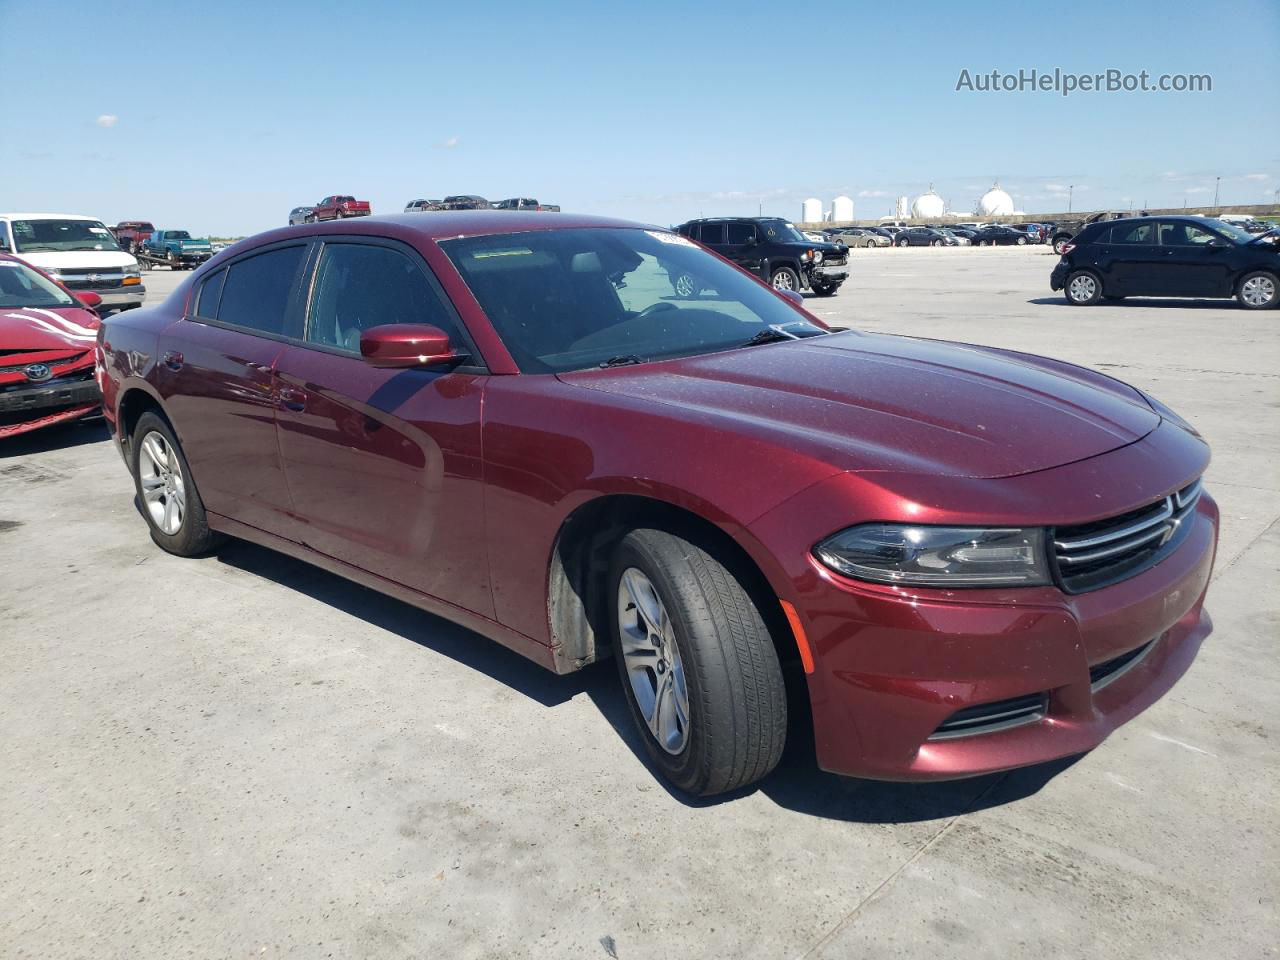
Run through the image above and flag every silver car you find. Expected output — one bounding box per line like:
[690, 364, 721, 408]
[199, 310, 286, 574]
[830, 228, 891, 248]
[288, 206, 314, 225]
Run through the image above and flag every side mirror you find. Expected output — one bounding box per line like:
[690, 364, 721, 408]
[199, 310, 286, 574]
[359, 324, 466, 369]
[777, 288, 805, 307]
[1206, 238, 1229, 249]
[75, 291, 103, 309]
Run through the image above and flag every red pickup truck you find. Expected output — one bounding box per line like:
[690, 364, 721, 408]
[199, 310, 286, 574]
[308, 196, 371, 221]
[113, 221, 155, 253]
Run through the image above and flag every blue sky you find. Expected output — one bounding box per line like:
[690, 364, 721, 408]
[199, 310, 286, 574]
[3, 0, 1277, 235]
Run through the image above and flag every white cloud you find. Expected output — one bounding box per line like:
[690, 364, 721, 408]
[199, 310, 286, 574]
[857, 189, 888, 197]
[95, 114, 118, 128]
[1185, 186, 1211, 194]
[436, 135, 459, 149]
[1244, 172, 1269, 181]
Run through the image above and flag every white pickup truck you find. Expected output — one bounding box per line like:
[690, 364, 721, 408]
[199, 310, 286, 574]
[0, 213, 146, 312]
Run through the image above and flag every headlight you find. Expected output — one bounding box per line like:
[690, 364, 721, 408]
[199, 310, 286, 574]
[814, 524, 1051, 587]
[813, 251, 823, 264]
[126, 260, 141, 276]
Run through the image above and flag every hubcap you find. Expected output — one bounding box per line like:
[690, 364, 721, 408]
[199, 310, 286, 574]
[617, 568, 690, 754]
[138, 431, 186, 535]
[1242, 276, 1275, 306]
[1069, 274, 1097, 302]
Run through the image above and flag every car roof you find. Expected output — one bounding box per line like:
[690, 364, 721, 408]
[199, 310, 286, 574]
[231, 211, 662, 247]
[0, 212, 103, 221]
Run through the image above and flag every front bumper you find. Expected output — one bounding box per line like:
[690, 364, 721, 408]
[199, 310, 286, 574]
[0, 372, 101, 438]
[812, 264, 848, 285]
[747, 424, 1217, 780]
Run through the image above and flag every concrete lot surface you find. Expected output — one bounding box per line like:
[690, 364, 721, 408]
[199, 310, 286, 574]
[2, 249, 1277, 959]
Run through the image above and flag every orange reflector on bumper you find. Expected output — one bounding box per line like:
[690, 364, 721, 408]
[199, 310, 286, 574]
[780, 599, 815, 674]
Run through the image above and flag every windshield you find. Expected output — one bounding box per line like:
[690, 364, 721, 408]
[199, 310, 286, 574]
[441, 227, 827, 373]
[1203, 219, 1253, 243]
[757, 219, 807, 243]
[0, 260, 77, 308]
[10, 219, 122, 253]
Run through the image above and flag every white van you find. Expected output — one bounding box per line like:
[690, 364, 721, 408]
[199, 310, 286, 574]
[0, 213, 145, 311]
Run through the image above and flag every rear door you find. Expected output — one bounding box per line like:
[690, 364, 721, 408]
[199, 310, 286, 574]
[156, 242, 307, 536]
[272, 237, 493, 615]
[1102, 221, 1160, 294]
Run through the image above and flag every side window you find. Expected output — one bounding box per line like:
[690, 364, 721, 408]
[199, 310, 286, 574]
[698, 223, 726, 245]
[0, 222, 9, 251]
[1111, 222, 1155, 245]
[217, 246, 305, 336]
[724, 222, 756, 244]
[194, 268, 226, 319]
[1159, 222, 1215, 246]
[305, 243, 465, 354]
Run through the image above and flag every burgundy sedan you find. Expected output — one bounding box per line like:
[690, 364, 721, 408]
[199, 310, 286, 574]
[97, 213, 1217, 796]
[1, 254, 104, 438]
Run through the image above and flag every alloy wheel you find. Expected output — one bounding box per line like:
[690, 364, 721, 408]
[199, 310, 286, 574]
[1241, 275, 1275, 307]
[1068, 273, 1097, 302]
[617, 567, 690, 754]
[772, 271, 795, 290]
[138, 431, 186, 535]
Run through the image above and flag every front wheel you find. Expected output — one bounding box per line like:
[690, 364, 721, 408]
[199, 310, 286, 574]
[1065, 270, 1102, 305]
[610, 529, 786, 796]
[896, 238, 909, 247]
[1237, 271, 1279, 309]
[812, 283, 839, 297]
[130, 412, 222, 556]
[1016, 236, 1027, 245]
[770, 266, 800, 292]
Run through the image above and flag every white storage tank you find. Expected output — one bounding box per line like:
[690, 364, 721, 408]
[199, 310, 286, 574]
[977, 182, 1015, 216]
[911, 188, 945, 219]
[801, 197, 822, 223]
[831, 195, 855, 222]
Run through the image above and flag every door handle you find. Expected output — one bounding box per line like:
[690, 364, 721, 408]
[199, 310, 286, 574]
[278, 387, 306, 412]
[162, 350, 183, 371]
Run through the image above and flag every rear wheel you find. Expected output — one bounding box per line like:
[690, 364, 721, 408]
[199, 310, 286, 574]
[1053, 236, 1071, 255]
[609, 529, 786, 796]
[1016, 236, 1027, 245]
[896, 237, 909, 247]
[130, 412, 222, 556]
[770, 266, 800, 292]
[1065, 270, 1102, 305]
[1237, 271, 1279, 309]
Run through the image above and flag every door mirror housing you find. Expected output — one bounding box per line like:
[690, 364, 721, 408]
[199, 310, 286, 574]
[777, 288, 805, 307]
[359, 324, 466, 368]
[75, 291, 103, 310]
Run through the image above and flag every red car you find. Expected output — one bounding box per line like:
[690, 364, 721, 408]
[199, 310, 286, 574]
[97, 213, 1217, 796]
[0, 253, 104, 438]
[308, 195, 371, 222]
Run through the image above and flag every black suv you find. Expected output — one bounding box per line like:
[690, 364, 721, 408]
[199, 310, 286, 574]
[1050, 215, 1279, 309]
[674, 217, 848, 296]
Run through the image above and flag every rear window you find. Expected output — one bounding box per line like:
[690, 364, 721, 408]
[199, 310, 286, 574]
[216, 246, 305, 336]
[1109, 222, 1155, 244]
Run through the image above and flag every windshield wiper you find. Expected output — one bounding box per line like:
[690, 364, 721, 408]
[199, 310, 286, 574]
[742, 324, 804, 347]
[599, 354, 646, 368]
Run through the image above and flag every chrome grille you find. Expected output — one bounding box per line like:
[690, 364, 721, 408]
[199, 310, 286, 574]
[1052, 480, 1202, 593]
[929, 693, 1047, 740]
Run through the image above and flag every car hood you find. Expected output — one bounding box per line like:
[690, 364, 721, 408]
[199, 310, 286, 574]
[0, 305, 100, 351]
[15, 250, 135, 270]
[559, 332, 1160, 479]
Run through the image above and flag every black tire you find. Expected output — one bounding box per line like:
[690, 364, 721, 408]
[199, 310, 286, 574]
[931, 239, 942, 247]
[304, 215, 315, 224]
[896, 238, 909, 247]
[1064, 270, 1103, 306]
[770, 266, 800, 292]
[1016, 236, 1027, 245]
[1236, 270, 1279, 310]
[1053, 236, 1071, 255]
[130, 411, 222, 557]
[609, 529, 786, 796]
[812, 283, 839, 297]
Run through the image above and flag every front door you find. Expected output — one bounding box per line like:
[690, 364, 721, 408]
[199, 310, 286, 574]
[1156, 221, 1235, 296]
[720, 221, 766, 279]
[272, 238, 493, 617]
[156, 243, 308, 537]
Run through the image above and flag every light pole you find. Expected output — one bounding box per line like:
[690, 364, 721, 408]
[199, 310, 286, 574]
[1213, 176, 1220, 209]
[1068, 185, 1074, 213]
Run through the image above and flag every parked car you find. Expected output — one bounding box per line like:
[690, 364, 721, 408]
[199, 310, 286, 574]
[113, 221, 155, 254]
[1217, 214, 1273, 234]
[829, 227, 890, 248]
[0, 213, 145, 312]
[974, 225, 1030, 246]
[1011, 223, 1048, 244]
[309, 196, 372, 221]
[494, 198, 546, 211]
[404, 199, 443, 213]
[442, 195, 492, 210]
[894, 226, 955, 247]
[140, 229, 213, 270]
[934, 227, 971, 246]
[1051, 215, 1280, 309]
[288, 207, 314, 226]
[675, 216, 848, 295]
[1049, 211, 1132, 255]
[947, 227, 979, 242]
[0, 253, 104, 438]
[98, 211, 1218, 796]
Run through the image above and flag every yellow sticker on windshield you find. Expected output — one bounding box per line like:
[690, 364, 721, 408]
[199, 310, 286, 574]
[646, 231, 696, 247]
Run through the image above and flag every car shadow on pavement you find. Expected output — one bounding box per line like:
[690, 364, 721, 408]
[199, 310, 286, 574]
[0, 420, 109, 459]
[1027, 296, 1238, 309]
[214, 539, 1079, 823]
